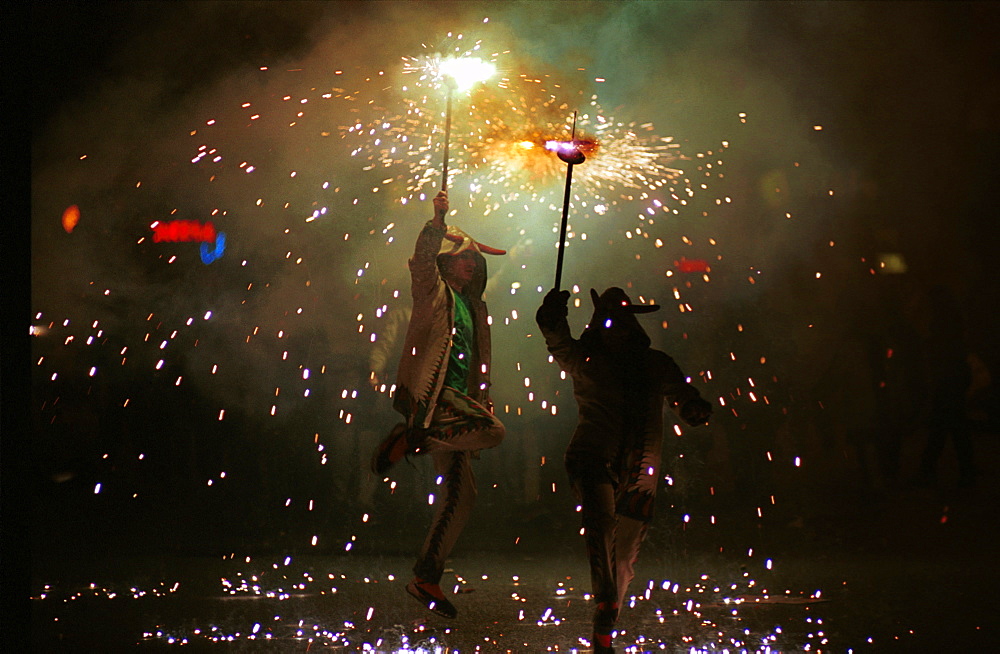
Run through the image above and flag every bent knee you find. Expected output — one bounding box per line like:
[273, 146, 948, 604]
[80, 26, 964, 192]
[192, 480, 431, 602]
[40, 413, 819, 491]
[487, 423, 506, 448]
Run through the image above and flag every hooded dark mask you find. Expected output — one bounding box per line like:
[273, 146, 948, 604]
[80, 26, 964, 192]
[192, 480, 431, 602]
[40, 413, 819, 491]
[581, 287, 659, 351]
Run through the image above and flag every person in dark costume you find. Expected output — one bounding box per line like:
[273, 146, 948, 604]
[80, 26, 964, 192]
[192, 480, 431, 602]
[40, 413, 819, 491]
[370, 190, 506, 618]
[536, 287, 712, 653]
[915, 285, 976, 488]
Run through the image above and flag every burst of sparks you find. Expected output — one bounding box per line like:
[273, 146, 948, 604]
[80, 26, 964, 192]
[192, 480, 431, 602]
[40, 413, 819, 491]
[32, 22, 868, 654]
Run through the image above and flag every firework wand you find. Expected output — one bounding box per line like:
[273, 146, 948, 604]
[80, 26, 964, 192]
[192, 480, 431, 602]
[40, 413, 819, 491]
[437, 57, 496, 191]
[440, 76, 456, 191]
[553, 111, 587, 290]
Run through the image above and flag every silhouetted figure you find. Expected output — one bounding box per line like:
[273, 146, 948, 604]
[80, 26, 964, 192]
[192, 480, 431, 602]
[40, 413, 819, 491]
[916, 285, 975, 488]
[869, 284, 924, 487]
[536, 287, 712, 654]
[369, 190, 506, 618]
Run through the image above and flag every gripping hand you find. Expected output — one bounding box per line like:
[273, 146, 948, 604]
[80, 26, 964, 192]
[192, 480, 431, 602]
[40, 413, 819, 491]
[432, 190, 449, 228]
[536, 289, 570, 330]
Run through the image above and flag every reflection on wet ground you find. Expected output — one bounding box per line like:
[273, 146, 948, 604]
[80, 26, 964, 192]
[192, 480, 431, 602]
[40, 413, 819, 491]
[30, 478, 999, 652]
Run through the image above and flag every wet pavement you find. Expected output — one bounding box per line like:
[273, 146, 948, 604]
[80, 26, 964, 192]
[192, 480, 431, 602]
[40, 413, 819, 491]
[27, 462, 1000, 653]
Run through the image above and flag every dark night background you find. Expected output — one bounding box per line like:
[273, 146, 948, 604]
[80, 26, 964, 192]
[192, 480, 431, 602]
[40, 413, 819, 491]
[16, 1, 1000, 650]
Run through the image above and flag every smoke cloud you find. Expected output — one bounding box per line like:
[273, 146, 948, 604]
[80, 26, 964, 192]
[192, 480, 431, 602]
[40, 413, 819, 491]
[30, 2, 1000, 523]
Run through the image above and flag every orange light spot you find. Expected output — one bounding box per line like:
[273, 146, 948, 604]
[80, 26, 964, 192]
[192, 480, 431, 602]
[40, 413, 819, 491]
[62, 205, 80, 233]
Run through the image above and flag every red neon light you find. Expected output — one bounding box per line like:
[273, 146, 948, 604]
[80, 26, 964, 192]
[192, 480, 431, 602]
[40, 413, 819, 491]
[153, 220, 217, 243]
[676, 258, 709, 273]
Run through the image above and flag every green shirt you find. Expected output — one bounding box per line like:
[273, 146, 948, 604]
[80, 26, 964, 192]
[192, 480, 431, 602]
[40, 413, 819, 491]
[443, 288, 474, 395]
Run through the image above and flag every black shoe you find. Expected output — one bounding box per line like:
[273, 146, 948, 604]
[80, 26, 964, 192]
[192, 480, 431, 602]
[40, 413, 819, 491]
[406, 577, 457, 619]
[370, 423, 409, 475]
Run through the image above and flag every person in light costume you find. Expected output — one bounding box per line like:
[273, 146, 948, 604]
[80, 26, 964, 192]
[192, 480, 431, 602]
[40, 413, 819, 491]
[370, 190, 506, 618]
[536, 287, 712, 653]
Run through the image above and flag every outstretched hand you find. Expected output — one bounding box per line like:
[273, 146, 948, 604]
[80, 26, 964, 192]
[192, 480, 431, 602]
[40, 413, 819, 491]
[432, 190, 449, 228]
[536, 288, 571, 329]
[680, 396, 713, 427]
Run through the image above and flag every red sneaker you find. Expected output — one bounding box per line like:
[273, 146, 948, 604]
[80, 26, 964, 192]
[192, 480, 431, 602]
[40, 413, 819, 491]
[591, 632, 615, 653]
[592, 600, 618, 653]
[405, 577, 458, 619]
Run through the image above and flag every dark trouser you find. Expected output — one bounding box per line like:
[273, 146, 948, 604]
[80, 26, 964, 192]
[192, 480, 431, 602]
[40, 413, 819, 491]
[567, 458, 650, 632]
[413, 387, 504, 584]
[919, 403, 974, 483]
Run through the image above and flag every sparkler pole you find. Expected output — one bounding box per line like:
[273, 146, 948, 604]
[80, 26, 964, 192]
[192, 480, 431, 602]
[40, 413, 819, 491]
[554, 112, 586, 291]
[433, 57, 494, 191]
[554, 164, 574, 291]
[441, 83, 455, 191]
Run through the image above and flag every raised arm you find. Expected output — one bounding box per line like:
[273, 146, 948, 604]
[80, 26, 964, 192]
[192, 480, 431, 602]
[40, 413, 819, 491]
[431, 190, 448, 230]
[409, 191, 449, 295]
[536, 289, 582, 373]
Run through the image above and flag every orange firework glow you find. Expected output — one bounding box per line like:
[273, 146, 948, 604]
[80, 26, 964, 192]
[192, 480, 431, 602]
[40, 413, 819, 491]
[62, 205, 80, 233]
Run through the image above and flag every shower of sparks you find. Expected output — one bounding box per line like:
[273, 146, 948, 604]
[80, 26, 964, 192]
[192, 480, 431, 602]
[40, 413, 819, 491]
[29, 18, 882, 653]
[404, 53, 498, 93]
[344, 68, 699, 216]
[31, 555, 867, 651]
[401, 30, 503, 90]
[31, 25, 774, 538]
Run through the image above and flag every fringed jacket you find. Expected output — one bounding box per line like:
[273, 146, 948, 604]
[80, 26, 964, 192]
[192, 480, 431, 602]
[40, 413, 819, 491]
[393, 221, 494, 427]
